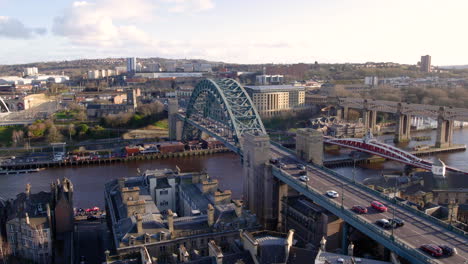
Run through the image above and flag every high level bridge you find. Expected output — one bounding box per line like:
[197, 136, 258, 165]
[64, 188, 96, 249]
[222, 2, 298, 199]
[169, 78, 468, 264]
[308, 95, 468, 147]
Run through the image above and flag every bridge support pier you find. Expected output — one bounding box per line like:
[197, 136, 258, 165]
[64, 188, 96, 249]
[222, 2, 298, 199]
[277, 182, 290, 232]
[394, 114, 411, 143]
[168, 98, 183, 141]
[341, 222, 349, 255]
[435, 118, 453, 148]
[296, 128, 323, 165]
[363, 110, 377, 134]
[242, 132, 278, 230]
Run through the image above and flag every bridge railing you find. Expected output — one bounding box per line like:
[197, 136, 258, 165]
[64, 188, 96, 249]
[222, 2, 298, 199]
[270, 141, 468, 238]
[272, 166, 439, 264]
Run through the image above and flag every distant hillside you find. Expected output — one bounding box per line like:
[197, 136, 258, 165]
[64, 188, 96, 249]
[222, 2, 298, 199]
[439, 65, 468, 70]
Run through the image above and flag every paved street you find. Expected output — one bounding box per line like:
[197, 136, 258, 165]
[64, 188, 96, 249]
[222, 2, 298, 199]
[271, 146, 468, 264]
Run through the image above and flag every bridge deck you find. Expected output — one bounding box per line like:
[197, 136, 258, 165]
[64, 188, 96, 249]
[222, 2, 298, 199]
[271, 145, 468, 264]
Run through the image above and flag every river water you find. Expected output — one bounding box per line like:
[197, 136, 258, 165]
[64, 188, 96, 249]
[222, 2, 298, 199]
[0, 128, 467, 208]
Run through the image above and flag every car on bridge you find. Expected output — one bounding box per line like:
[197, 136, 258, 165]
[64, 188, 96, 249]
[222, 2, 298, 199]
[439, 245, 457, 256]
[298, 170, 307, 176]
[326, 190, 339, 198]
[296, 164, 306, 170]
[388, 218, 404, 227]
[351, 205, 368, 214]
[420, 244, 443, 257]
[299, 175, 309, 182]
[371, 201, 388, 212]
[375, 219, 392, 229]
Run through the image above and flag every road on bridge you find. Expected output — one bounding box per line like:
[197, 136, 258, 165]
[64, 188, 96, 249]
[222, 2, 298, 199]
[271, 146, 468, 264]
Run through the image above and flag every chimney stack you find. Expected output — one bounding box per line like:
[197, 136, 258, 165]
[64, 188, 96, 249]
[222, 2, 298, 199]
[234, 200, 242, 217]
[207, 204, 215, 227]
[25, 213, 30, 225]
[136, 214, 143, 233]
[118, 177, 125, 190]
[167, 210, 174, 236]
[348, 242, 354, 256]
[25, 183, 31, 198]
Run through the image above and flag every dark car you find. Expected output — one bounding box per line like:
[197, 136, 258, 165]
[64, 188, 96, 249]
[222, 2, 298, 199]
[351, 205, 368, 214]
[87, 215, 98, 221]
[375, 219, 391, 229]
[388, 218, 404, 227]
[420, 244, 443, 257]
[270, 158, 278, 164]
[298, 170, 307, 176]
[439, 245, 457, 256]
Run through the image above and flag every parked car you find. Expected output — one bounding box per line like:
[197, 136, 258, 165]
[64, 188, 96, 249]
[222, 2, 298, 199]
[351, 205, 368, 214]
[439, 245, 457, 256]
[388, 218, 404, 227]
[371, 201, 388, 212]
[87, 215, 98, 221]
[326, 190, 339, 198]
[420, 244, 443, 257]
[299, 175, 309, 182]
[375, 219, 391, 229]
[297, 164, 306, 170]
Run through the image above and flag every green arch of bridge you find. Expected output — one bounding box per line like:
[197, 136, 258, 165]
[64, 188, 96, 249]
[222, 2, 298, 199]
[182, 78, 266, 150]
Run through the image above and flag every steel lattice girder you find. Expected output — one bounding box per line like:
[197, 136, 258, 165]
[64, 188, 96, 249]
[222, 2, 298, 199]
[183, 78, 266, 150]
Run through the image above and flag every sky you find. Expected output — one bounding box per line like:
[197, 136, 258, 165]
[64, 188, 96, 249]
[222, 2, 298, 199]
[0, 0, 467, 65]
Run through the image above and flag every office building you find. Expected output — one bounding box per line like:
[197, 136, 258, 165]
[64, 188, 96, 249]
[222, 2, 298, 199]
[147, 63, 162, 72]
[87, 70, 100, 79]
[183, 63, 194, 72]
[244, 85, 306, 117]
[255, 74, 284, 85]
[127, 57, 137, 73]
[104, 168, 259, 263]
[364, 76, 379, 86]
[193, 63, 212, 72]
[420, 55, 431, 72]
[23, 67, 38, 76]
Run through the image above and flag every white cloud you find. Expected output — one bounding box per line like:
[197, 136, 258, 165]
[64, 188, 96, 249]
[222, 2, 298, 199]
[0, 16, 46, 39]
[164, 0, 215, 13]
[52, 0, 215, 47]
[52, 0, 157, 47]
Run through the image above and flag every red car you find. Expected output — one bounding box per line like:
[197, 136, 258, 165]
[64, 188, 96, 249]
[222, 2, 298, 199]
[420, 244, 443, 257]
[351, 205, 368, 214]
[371, 201, 388, 212]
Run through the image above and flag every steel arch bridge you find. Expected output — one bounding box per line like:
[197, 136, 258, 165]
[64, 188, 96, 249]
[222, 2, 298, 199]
[324, 133, 467, 174]
[182, 78, 266, 154]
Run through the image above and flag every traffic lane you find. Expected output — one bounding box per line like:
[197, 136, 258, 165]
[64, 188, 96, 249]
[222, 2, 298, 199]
[303, 165, 468, 262]
[299, 167, 467, 264]
[271, 149, 467, 263]
[307, 167, 468, 257]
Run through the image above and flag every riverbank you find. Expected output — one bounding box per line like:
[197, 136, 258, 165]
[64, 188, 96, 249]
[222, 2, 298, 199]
[0, 147, 231, 170]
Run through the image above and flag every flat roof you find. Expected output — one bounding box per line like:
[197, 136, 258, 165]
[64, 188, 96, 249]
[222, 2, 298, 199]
[244, 85, 305, 92]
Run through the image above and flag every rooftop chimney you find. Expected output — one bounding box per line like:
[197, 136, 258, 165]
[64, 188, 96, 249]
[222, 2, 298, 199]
[118, 177, 125, 190]
[207, 204, 215, 227]
[234, 200, 242, 217]
[136, 214, 143, 234]
[348, 242, 354, 256]
[167, 210, 174, 236]
[25, 183, 31, 199]
[25, 213, 30, 225]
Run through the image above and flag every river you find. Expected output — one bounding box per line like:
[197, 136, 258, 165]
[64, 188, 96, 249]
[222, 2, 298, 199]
[0, 128, 467, 208]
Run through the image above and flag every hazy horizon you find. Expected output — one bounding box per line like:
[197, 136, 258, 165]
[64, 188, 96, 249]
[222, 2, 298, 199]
[1, 0, 467, 65]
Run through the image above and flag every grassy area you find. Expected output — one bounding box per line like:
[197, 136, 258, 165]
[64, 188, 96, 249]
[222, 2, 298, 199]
[153, 119, 168, 130]
[55, 110, 75, 119]
[0, 126, 20, 147]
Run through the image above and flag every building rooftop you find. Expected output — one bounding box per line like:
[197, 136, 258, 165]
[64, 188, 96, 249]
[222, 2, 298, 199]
[244, 85, 305, 92]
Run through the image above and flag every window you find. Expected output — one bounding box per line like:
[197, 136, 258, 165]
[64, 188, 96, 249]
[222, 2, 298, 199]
[160, 190, 169, 195]
[159, 200, 169, 206]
